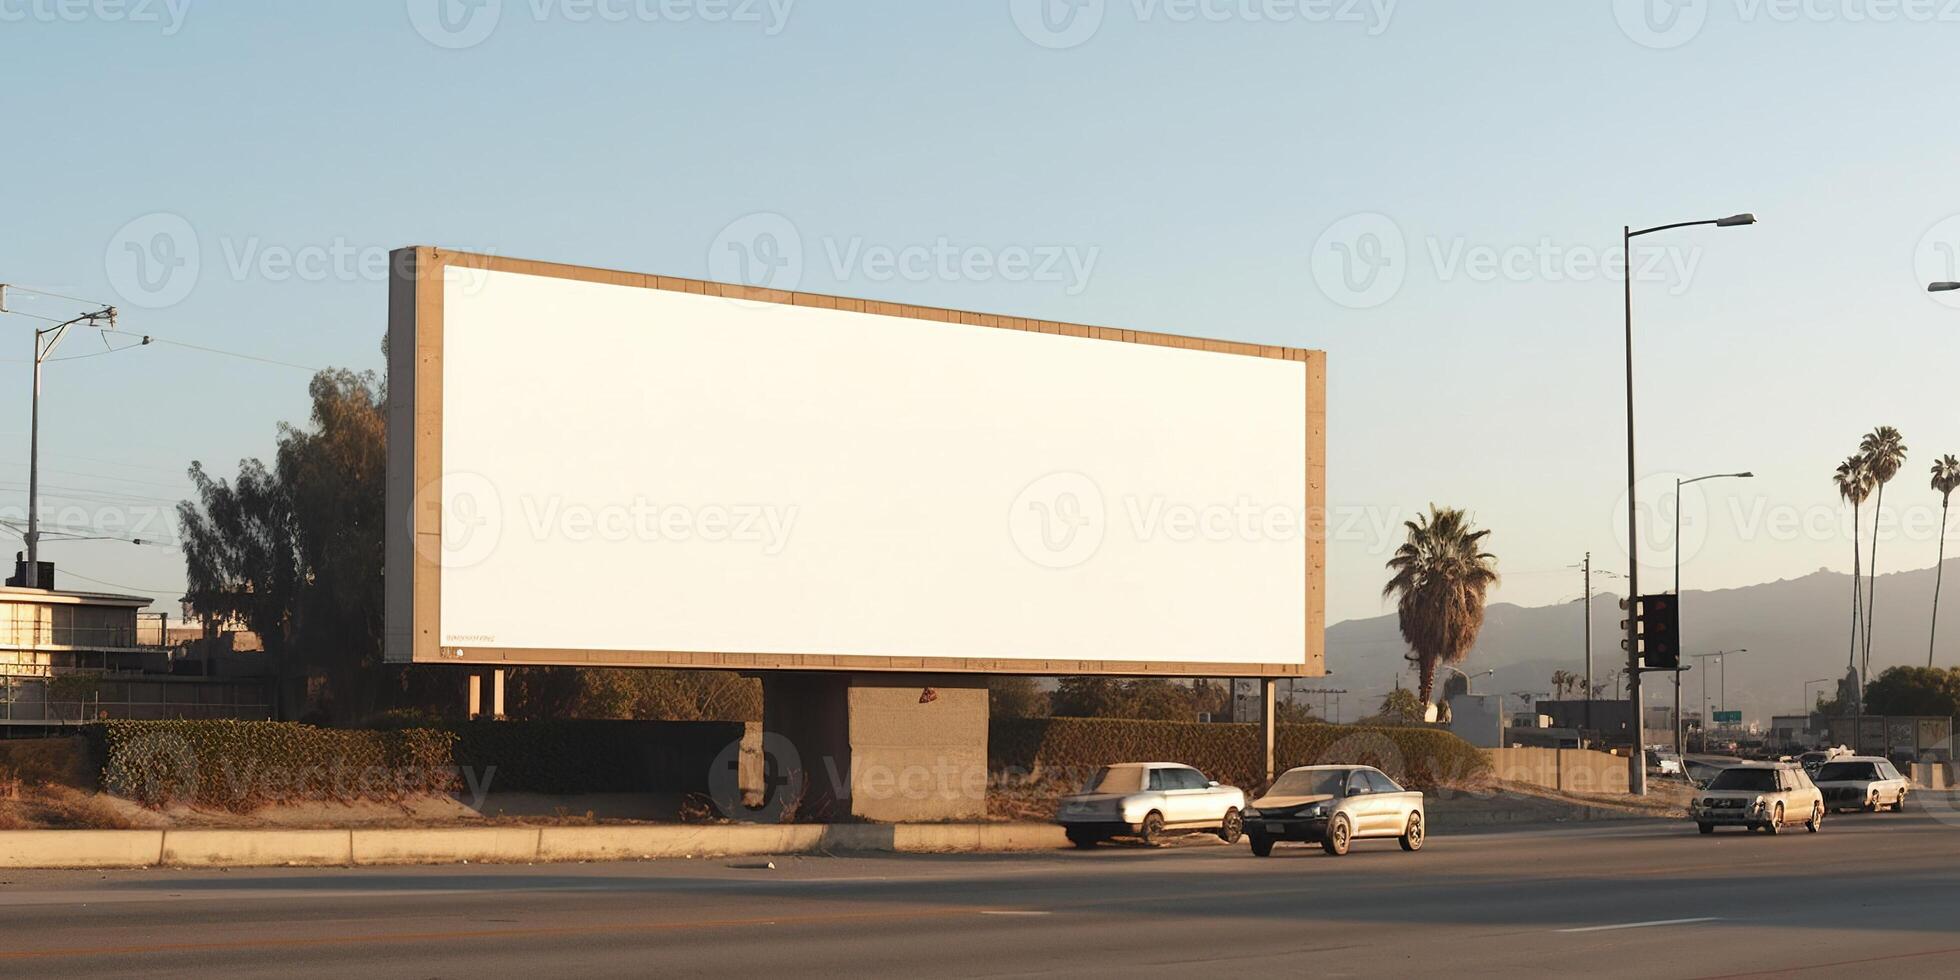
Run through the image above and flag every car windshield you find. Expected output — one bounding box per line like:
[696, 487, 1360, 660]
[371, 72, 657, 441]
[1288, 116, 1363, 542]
[1083, 766, 1146, 794]
[1815, 762, 1878, 782]
[1706, 768, 1780, 792]
[1266, 769, 1348, 797]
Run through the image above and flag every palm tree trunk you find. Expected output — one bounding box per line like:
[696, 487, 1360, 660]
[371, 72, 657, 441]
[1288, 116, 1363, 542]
[1867, 485, 1886, 675]
[1418, 659, 1436, 710]
[1933, 497, 1950, 669]
[1850, 502, 1863, 671]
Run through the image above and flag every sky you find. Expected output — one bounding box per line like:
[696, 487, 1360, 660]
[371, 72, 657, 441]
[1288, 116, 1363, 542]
[2, 1, 1958, 634]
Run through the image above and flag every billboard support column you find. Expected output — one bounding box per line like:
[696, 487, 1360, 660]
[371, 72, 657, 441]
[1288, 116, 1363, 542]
[1259, 678, 1277, 784]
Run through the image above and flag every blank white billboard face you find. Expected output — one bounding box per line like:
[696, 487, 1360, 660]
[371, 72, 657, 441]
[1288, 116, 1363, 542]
[419, 260, 1314, 672]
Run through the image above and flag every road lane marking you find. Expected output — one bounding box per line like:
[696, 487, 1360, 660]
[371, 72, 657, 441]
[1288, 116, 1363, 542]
[979, 910, 1051, 916]
[1557, 917, 1722, 933]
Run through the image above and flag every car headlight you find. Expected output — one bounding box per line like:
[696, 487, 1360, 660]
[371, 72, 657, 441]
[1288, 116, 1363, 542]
[1305, 803, 1327, 818]
[1751, 797, 1768, 812]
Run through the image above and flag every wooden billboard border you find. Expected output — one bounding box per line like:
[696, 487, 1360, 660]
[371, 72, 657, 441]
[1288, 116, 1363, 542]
[385, 246, 1325, 678]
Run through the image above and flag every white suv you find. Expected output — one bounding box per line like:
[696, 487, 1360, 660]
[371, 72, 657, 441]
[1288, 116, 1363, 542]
[1691, 762, 1824, 835]
[1057, 763, 1246, 847]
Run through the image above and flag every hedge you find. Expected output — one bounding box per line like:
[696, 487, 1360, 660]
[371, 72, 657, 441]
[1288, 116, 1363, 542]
[89, 720, 457, 810]
[445, 719, 745, 795]
[87, 719, 749, 809]
[990, 717, 1492, 791]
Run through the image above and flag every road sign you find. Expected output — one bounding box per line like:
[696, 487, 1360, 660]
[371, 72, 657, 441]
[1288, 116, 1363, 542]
[1713, 710, 1743, 724]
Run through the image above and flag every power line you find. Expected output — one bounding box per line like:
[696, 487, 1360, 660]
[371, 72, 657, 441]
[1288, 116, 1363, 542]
[0, 284, 112, 307]
[3, 308, 322, 372]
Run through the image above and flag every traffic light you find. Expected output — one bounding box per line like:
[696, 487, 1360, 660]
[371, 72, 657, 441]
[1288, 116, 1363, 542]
[1618, 594, 1681, 670]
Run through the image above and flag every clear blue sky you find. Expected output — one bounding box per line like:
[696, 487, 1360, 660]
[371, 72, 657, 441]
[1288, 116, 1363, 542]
[2, 2, 1957, 629]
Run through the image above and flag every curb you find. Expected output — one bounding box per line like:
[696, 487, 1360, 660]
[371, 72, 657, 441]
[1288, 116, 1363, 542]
[0, 823, 1070, 870]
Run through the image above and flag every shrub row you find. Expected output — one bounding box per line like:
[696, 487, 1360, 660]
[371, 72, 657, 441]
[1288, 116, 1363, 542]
[90, 720, 458, 810]
[444, 719, 745, 795]
[87, 719, 750, 809]
[990, 717, 1492, 791]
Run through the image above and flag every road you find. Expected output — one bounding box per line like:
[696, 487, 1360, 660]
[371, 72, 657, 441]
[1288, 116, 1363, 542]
[3, 801, 1959, 978]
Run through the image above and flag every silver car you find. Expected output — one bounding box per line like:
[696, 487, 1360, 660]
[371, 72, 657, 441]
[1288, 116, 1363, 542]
[1812, 756, 1910, 813]
[1241, 765, 1425, 857]
[1690, 762, 1824, 834]
[1056, 763, 1247, 848]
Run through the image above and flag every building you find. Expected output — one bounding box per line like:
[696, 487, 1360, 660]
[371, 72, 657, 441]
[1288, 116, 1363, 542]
[1, 558, 272, 734]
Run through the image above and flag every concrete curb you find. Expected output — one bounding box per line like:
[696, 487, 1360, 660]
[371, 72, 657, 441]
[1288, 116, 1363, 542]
[0, 823, 1070, 870]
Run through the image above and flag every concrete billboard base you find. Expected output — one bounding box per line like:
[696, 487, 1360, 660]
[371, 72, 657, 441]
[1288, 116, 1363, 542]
[759, 672, 989, 824]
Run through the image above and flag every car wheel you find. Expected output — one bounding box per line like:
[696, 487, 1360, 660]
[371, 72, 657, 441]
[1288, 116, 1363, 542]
[1399, 812, 1424, 852]
[1894, 791, 1909, 812]
[1765, 803, 1784, 835]
[1806, 803, 1823, 833]
[1248, 834, 1274, 857]
[1321, 815, 1351, 856]
[1139, 811, 1165, 846]
[1697, 822, 1714, 835]
[1865, 794, 1880, 813]
[1066, 829, 1099, 849]
[1217, 808, 1244, 844]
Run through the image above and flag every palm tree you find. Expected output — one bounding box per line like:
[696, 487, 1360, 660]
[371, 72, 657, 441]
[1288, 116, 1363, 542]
[1835, 456, 1873, 674]
[1859, 427, 1908, 673]
[1550, 669, 1575, 699]
[1930, 454, 1960, 667]
[1383, 505, 1499, 710]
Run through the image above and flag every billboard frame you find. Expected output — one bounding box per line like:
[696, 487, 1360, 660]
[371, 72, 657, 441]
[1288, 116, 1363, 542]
[386, 246, 1325, 677]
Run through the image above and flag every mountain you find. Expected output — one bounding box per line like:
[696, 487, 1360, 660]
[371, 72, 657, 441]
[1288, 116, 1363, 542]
[1316, 560, 1960, 726]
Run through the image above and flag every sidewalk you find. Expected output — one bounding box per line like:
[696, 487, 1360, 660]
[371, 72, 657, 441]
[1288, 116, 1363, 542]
[0, 822, 1069, 869]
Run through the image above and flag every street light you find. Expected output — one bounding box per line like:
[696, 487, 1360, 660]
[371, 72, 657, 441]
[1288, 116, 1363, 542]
[1802, 677, 1833, 716]
[1621, 212, 1756, 794]
[1931, 282, 1960, 293]
[1672, 471, 1753, 759]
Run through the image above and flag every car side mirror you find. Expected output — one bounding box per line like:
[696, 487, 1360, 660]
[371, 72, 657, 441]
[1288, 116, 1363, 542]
[1208, 780, 1220, 788]
[1347, 786, 1365, 797]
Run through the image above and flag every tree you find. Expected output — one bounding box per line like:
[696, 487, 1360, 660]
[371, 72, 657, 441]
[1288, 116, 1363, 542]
[1382, 505, 1499, 708]
[1930, 454, 1960, 667]
[178, 369, 450, 721]
[1862, 666, 1960, 718]
[1834, 455, 1873, 678]
[1550, 669, 1576, 700]
[1858, 426, 1908, 675]
[987, 677, 1050, 719]
[1374, 687, 1425, 725]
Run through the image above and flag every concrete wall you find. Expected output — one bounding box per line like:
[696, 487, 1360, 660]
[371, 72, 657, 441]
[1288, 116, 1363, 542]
[847, 674, 987, 823]
[1487, 747, 1630, 795]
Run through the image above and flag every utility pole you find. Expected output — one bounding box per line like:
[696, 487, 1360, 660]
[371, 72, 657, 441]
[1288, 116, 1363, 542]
[1583, 552, 1593, 732]
[23, 303, 118, 588]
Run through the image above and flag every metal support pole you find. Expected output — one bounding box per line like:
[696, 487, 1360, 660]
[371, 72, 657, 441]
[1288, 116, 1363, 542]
[1624, 224, 1647, 796]
[1259, 678, 1276, 783]
[1583, 552, 1593, 733]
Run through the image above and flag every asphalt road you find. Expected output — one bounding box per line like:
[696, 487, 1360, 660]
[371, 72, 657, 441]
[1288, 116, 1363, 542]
[4, 801, 1960, 979]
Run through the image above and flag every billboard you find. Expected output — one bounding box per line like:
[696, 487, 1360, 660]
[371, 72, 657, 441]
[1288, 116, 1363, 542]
[386, 248, 1325, 676]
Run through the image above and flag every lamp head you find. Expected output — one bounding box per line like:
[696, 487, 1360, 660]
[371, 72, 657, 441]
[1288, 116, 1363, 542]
[1715, 213, 1757, 227]
[1931, 282, 1960, 293]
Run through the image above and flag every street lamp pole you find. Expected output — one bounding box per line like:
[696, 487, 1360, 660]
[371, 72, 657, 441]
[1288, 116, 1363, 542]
[23, 305, 117, 588]
[1672, 471, 1753, 761]
[1622, 212, 1755, 795]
